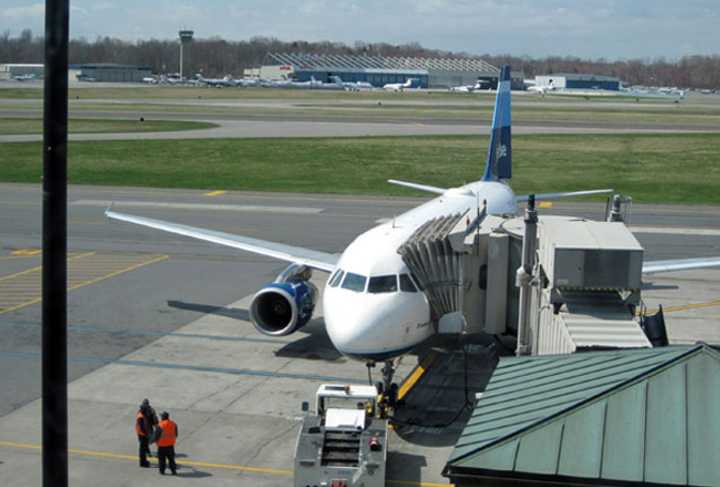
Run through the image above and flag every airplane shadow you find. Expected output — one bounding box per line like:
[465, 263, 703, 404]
[167, 300, 250, 321]
[167, 300, 343, 361]
[275, 322, 345, 362]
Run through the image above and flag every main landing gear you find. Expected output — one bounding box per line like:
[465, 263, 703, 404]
[367, 360, 400, 418]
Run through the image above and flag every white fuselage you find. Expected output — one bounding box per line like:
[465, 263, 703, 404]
[322, 181, 518, 361]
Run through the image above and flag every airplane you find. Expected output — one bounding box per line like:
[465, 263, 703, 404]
[13, 73, 37, 81]
[305, 76, 345, 91]
[197, 75, 235, 88]
[449, 81, 485, 93]
[233, 77, 260, 88]
[329, 76, 374, 92]
[526, 83, 558, 95]
[383, 78, 421, 92]
[160, 74, 184, 85]
[106, 65, 720, 387]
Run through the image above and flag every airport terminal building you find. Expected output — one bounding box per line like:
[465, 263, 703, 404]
[260, 53, 499, 88]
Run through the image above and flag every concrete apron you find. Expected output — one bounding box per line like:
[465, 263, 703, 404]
[0, 278, 451, 486]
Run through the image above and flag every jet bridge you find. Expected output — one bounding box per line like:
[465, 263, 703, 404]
[396, 204, 652, 355]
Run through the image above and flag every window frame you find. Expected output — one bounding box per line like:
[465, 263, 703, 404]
[340, 272, 367, 292]
[328, 269, 344, 287]
[368, 274, 399, 294]
[399, 273, 419, 293]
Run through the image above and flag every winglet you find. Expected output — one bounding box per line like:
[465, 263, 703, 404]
[482, 65, 512, 181]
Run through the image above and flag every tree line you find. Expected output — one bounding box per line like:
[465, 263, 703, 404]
[1, 29, 718, 89]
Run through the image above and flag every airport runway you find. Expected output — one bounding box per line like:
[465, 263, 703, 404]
[4, 117, 715, 143]
[2, 89, 720, 142]
[0, 183, 719, 486]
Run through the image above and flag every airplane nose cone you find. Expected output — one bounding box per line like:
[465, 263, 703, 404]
[322, 287, 430, 361]
[323, 293, 370, 354]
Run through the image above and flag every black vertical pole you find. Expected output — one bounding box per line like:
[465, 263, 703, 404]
[42, 0, 69, 486]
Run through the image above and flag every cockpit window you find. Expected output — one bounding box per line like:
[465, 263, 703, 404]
[341, 272, 367, 292]
[399, 274, 418, 292]
[328, 269, 344, 287]
[368, 275, 398, 293]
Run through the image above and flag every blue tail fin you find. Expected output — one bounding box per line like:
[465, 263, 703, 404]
[482, 65, 512, 181]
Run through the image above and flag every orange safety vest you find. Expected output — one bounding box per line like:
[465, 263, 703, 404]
[135, 411, 146, 436]
[157, 419, 177, 447]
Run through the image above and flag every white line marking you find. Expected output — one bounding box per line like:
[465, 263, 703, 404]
[72, 200, 323, 215]
[630, 226, 720, 236]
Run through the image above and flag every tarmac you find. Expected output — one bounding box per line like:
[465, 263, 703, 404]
[0, 184, 719, 486]
[3, 118, 712, 143]
[2, 86, 720, 142]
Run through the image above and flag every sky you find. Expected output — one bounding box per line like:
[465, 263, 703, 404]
[1, 0, 719, 60]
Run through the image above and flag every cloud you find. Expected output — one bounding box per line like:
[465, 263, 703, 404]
[2, 0, 719, 59]
[2, 3, 44, 19]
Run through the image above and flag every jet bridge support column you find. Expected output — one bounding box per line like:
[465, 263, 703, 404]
[515, 196, 537, 356]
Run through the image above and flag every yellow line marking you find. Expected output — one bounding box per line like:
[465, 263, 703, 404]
[398, 352, 437, 401]
[0, 255, 39, 260]
[67, 254, 169, 291]
[10, 248, 41, 256]
[204, 190, 226, 197]
[538, 201, 553, 209]
[644, 298, 720, 315]
[389, 481, 453, 487]
[0, 253, 168, 315]
[0, 440, 450, 486]
[0, 251, 95, 282]
[0, 440, 292, 476]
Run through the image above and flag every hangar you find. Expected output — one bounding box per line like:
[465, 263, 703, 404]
[534, 73, 621, 91]
[0, 63, 44, 80]
[261, 52, 499, 88]
[72, 63, 153, 82]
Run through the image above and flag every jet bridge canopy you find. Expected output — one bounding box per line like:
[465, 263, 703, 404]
[398, 209, 653, 355]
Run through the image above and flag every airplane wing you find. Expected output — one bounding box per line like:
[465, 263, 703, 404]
[106, 210, 338, 272]
[516, 189, 613, 202]
[642, 257, 720, 275]
[387, 179, 446, 195]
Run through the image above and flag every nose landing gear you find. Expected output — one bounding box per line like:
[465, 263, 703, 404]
[366, 360, 400, 418]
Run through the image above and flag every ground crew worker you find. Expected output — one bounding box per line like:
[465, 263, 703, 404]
[157, 411, 179, 475]
[140, 398, 158, 457]
[135, 404, 151, 468]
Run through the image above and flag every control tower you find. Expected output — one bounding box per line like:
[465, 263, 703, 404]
[178, 30, 194, 80]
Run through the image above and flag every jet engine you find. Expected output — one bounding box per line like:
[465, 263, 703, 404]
[249, 264, 318, 336]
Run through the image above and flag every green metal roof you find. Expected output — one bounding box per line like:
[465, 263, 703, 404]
[446, 345, 720, 486]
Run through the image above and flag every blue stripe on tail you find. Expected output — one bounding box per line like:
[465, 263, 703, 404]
[482, 65, 512, 181]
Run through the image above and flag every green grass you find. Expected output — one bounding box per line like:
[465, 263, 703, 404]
[0, 118, 217, 135]
[1, 86, 483, 101]
[47, 101, 720, 127]
[3, 101, 710, 128]
[1, 133, 719, 204]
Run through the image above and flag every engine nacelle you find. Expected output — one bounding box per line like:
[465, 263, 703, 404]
[249, 279, 318, 336]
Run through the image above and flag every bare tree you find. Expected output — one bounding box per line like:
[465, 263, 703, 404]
[0, 31, 718, 89]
